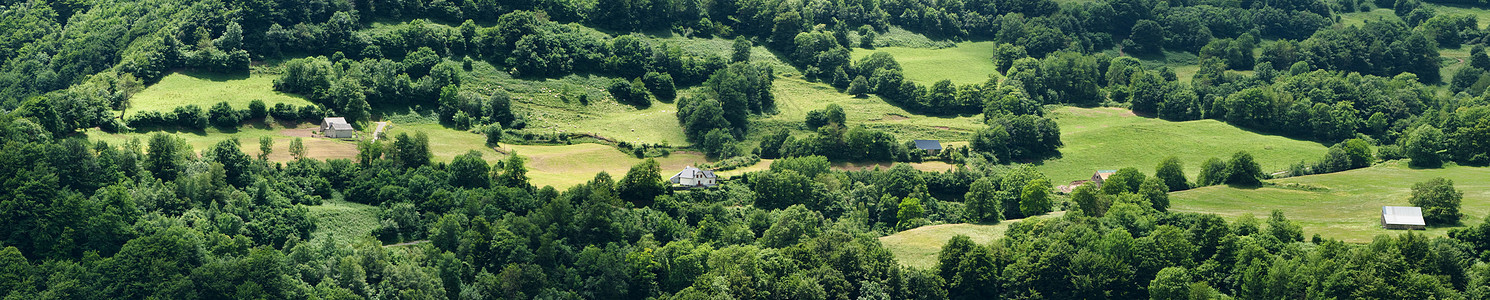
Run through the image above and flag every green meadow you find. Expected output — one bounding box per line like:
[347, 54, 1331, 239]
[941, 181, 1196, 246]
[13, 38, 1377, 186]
[1172, 161, 1490, 243]
[125, 72, 314, 117]
[306, 198, 382, 246]
[851, 41, 1001, 85]
[1033, 107, 1329, 184]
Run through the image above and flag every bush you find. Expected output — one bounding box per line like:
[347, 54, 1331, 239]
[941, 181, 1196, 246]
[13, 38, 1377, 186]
[1377, 145, 1406, 160]
[1224, 151, 1262, 186]
[209, 101, 241, 128]
[483, 124, 503, 145]
[174, 105, 208, 129]
[248, 100, 267, 119]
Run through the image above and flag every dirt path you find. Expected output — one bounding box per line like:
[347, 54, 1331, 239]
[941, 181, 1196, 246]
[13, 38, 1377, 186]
[371, 122, 389, 141]
[384, 240, 428, 247]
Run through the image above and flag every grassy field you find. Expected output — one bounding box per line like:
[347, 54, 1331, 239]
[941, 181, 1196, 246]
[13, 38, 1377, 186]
[126, 72, 314, 117]
[306, 198, 381, 245]
[509, 143, 711, 188]
[85, 121, 360, 161]
[1340, 6, 1488, 29]
[1033, 107, 1329, 185]
[747, 77, 985, 149]
[1171, 161, 1490, 243]
[880, 211, 1066, 269]
[851, 41, 1001, 85]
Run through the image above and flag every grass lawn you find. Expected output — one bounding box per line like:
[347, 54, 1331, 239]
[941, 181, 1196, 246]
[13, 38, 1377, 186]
[306, 198, 381, 246]
[126, 72, 313, 117]
[1171, 161, 1490, 243]
[1034, 107, 1329, 185]
[851, 41, 1001, 85]
[880, 211, 1067, 269]
[84, 121, 360, 162]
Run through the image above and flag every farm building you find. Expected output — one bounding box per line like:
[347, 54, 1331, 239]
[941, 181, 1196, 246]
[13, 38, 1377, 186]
[670, 166, 717, 188]
[913, 140, 943, 155]
[1381, 206, 1427, 230]
[1090, 170, 1117, 187]
[321, 117, 354, 138]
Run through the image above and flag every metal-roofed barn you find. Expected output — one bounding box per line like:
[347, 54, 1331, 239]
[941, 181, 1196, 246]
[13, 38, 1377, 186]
[913, 140, 943, 155]
[1382, 206, 1427, 230]
[321, 117, 355, 139]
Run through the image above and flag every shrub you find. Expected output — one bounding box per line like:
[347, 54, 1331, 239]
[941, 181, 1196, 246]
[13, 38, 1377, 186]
[209, 101, 241, 128]
[174, 105, 208, 129]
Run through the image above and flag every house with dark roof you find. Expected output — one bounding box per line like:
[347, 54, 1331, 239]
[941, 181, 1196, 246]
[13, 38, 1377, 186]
[670, 166, 717, 188]
[321, 117, 354, 139]
[1382, 206, 1427, 230]
[913, 140, 943, 155]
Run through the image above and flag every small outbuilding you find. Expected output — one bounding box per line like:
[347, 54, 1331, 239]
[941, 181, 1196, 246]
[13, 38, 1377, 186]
[1090, 170, 1118, 188]
[321, 117, 355, 139]
[913, 140, 943, 155]
[670, 166, 717, 188]
[1382, 206, 1427, 230]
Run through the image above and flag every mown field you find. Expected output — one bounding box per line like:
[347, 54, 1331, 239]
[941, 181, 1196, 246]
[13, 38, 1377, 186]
[1034, 107, 1329, 184]
[85, 121, 360, 161]
[125, 71, 314, 117]
[880, 211, 1066, 269]
[850, 41, 1001, 85]
[1172, 161, 1490, 243]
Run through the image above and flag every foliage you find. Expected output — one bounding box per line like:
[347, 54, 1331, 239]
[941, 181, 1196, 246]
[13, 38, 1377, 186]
[1410, 177, 1464, 225]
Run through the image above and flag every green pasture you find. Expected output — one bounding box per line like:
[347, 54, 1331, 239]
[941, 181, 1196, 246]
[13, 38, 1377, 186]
[1033, 107, 1329, 185]
[306, 198, 382, 246]
[125, 72, 314, 117]
[1171, 161, 1490, 243]
[851, 41, 1001, 85]
[880, 211, 1067, 269]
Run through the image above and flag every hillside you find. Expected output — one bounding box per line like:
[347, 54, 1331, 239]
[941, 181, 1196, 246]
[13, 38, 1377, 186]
[1171, 161, 1490, 243]
[880, 211, 1067, 269]
[1034, 107, 1329, 184]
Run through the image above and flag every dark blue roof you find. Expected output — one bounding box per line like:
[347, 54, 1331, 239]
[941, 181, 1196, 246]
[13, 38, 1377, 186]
[913, 140, 942, 150]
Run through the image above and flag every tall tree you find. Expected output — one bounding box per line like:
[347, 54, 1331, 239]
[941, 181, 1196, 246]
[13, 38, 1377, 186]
[258, 137, 273, 160]
[617, 159, 666, 207]
[1020, 179, 1053, 217]
[1155, 156, 1189, 191]
[1410, 177, 1463, 225]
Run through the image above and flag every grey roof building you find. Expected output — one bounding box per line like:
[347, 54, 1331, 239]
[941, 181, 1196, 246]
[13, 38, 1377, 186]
[913, 140, 942, 155]
[1382, 206, 1427, 230]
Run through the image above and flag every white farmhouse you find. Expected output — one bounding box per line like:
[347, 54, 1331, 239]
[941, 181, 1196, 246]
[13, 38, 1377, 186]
[670, 166, 717, 188]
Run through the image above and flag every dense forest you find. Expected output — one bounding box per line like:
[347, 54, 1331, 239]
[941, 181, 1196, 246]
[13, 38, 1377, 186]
[3, 0, 1490, 299]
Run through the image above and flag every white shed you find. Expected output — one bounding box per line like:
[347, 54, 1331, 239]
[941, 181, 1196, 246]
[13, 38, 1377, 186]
[670, 166, 717, 187]
[321, 117, 354, 138]
[1382, 206, 1427, 230]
